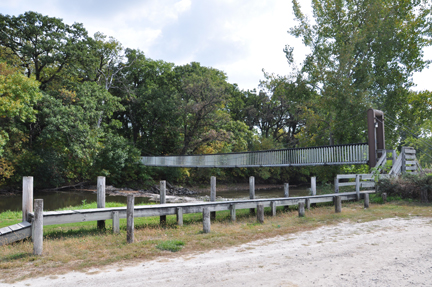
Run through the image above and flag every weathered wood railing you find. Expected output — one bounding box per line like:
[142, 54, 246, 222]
[334, 174, 378, 200]
[141, 143, 369, 168]
[0, 176, 375, 249]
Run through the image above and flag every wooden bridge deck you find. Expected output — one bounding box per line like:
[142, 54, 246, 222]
[0, 190, 374, 246]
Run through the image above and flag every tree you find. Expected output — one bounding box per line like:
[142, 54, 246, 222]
[173, 62, 232, 155]
[0, 61, 42, 182]
[287, 0, 432, 146]
[0, 11, 89, 90]
[33, 82, 124, 186]
[113, 49, 180, 155]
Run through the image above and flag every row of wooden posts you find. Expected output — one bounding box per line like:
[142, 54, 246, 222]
[26, 174, 383, 255]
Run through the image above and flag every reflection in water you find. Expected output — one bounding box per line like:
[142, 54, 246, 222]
[0, 187, 310, 213]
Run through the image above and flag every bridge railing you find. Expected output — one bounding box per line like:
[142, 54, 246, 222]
[141, 143, 369, 168]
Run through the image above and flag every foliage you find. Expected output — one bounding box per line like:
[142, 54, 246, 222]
[0, 11, 89, 90]
[1, 7, 431, 189]
[0, 61, 42, 182]
[287, 0, 432, 147]
[378, 173, 432, 202]
[173, 62, 232, 155]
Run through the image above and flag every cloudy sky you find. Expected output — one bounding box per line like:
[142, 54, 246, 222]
[1, 0, 431, 92]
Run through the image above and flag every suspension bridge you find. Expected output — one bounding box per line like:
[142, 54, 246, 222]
[141, 109, 387, 169]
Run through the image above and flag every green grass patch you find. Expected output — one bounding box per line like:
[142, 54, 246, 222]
[155, 240, 185, 252]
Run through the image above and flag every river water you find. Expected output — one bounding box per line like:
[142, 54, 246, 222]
[0, 187, 310, 213]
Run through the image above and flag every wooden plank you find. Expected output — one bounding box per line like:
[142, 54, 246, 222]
[17, 221, 31, 228]
[406, 161, 417, 165]
[405, 155, 416, 160]
[0, 226, 31, 246]
[336, 174, 356, 179]
[0, 226, 12, 235]
[406, 166, 417, 171]
[9, 224, 23, 232]
[361, 182, 375, 188]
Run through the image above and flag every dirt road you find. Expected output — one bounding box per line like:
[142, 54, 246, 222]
[4, 217, 432, 287]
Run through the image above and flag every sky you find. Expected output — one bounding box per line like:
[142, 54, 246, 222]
[1, 0, 431, 92]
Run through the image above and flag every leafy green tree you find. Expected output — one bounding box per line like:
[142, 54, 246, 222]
[113, 49, 180, 155]
[33, 82, 124, 186]
[0, 62, 42, 182]
[0, 11, 89, 90]
[173, 62, 232, 155]
[398, 90, 432, 166]
[287, 0, 432, 146]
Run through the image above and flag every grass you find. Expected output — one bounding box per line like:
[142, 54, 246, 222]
[1, 195, 432, 283]
[156, 240, 185, 252]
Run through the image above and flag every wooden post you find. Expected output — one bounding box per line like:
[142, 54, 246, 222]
[126, 195, 134, 244]
[210, 176, 216, 220]
[305, 198, 311, 210]
[230, 203, 236, 221]
[298, 202, 305, 217]
[284, 183, 289, 211]
[364, 193, 370, 208]
[257, 204, 264, 223]
[112, 211, 120, 234]
[176, 207, 183, 226]
[270, 201, 276, 216]
[334, 196, 341, 213]
[284, 183, 289, 197]
[160, 180, 166, 225]
[311, 176, 316, 196]
[382, 192, 387, 204]
[334, 177, 339, 193]
[97, 176, 106, 229]
[33, 199, 43, 255]
[203, 207, 210, 233]
[249, 176, 255, 215]
[355, 174, 360, 201]
[22, 176, 33, 222]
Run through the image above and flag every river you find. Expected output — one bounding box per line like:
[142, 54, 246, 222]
[0, 187, 310, 213]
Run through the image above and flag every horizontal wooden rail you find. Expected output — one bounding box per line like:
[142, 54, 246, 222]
[26, 191, 375, 226]
[0, 221, 31, 246]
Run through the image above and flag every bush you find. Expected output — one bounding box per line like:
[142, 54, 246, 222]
[377, 173, 432, 202]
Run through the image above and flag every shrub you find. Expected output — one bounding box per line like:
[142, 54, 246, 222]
[378, 173, 432, 202]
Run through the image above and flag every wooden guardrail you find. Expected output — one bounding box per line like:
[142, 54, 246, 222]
[334, 174, 379, 200]
[25, 192, 370, 228]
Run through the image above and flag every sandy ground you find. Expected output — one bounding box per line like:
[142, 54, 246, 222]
[4, 217, 432, 287]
